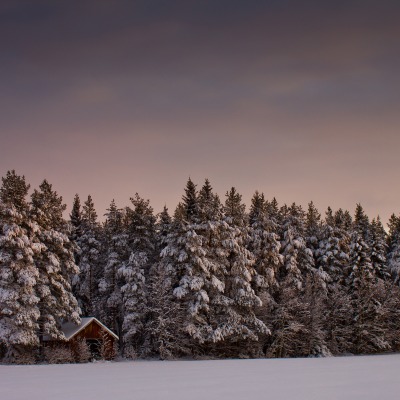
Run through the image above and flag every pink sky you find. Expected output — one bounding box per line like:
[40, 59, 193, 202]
[1, 1, 399, 223]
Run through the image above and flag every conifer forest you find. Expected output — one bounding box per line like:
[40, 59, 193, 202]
[1, 169, 400, 364]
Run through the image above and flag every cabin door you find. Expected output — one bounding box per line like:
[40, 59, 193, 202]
[86, 339, 102, 359]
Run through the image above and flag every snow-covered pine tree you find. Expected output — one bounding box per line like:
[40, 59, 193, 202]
[160, 180, 205, 352]
[175, 179, 267, 354]
[156, 206, 172, 252]
[334, 208, 353, 231]
[157, 198, 200, 356]
[323, 280, 353, 355]
[0, 171, 40, 362]
[247, 191, 282, 304]
[220, 187, 269, 357]
[179, 179, 227, 348]
[144, 205, 188, 359]
[145, 260, 188, 359]
[272, 204, 309, 338]
[369, 217, 390, 280]
[305, 201, 322, 259]
[98, 200, 127, 339]
[316, 208, 351, 286]
[69, 194, 82, 251]
[30, 180, 80, 345]
[316, 208, 352, 354]
[182, 178, 198, 222]
[163, 180, 206, 347]
[387, 214, 400, 283]
[69, 194, 82, 292]
[265, 197, 280, 225]
[279, 203, 315, 288]
[74, 195, 102, 316]
[160, 179, 223, 352]
[268, 203, 328, 357]
[353, 203, 370, 243]
[347, 231, 390, 354]
[248, 191, 265, 227]
[118, 194, 156, 356]
[325, 206, 334, 226]
[347, 231, 374, 292]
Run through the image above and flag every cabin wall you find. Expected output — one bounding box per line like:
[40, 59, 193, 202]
[72, 322, 117, 360]
[44, 322, 118, 361]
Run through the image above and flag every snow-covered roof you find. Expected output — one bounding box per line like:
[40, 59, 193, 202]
[61, 317, 119, 341]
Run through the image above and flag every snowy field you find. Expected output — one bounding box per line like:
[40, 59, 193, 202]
[1, 354, 400, 400]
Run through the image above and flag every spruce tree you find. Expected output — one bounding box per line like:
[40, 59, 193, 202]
[145, 260, 188, 359]
[317, 208, 350, 285]
[387, 214, 400, 282]
[74, 195, 102, 316]
[164, 180, 206, 344]
[30, 180, 80, 344]
[145, 205, 187, 359]
[0, 171, 39, 362]
[279, 203, 315, 288]
[316, 208, 351, 354]
[182, 178, 198, 222]
[156, 206, 172, 251]
[69, 194, 82, 280]
[369, 217, 389, 280]
[347, 231, 389, 353]
[268, 203, 326, 357]
[306, 201, 322, 258]
[69, 194, 82, 244]
[171, 179, 225, 347]
[219, 187, 268, 356]
[353, 203, 370, 243]
[98, 200, 127, 338]
[248, 191, 265, 226]
[118, 194, 156, 355]
[248, 191, 282, 302]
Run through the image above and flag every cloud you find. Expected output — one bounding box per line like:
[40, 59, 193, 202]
[1, 0, 400, 222]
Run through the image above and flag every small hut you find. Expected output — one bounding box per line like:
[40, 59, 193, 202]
[45, 317, 119, 360]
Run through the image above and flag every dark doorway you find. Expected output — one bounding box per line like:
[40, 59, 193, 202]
[86, 339, 102, 359]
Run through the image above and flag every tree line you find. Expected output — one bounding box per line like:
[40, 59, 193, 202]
[1, 170, 400, 363]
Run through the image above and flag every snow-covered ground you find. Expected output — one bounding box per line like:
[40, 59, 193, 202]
[1, 354, 400, 400]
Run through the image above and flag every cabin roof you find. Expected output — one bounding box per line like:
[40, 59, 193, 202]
[61, 317, 119, 341]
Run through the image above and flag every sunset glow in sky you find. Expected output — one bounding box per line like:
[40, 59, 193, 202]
[1, 0, 400, 222]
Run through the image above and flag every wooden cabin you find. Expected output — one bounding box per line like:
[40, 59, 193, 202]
[44, 317, 119, 361]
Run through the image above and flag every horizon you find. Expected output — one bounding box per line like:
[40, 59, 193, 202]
[1, 169, 395, 226]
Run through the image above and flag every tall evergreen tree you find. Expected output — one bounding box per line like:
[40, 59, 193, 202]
[30, 180, 80, 344]
[0, 171, 39, 362]
[69, 194, 82, 243]
[268, 203, 326, 357]
[156, 206, 172, 251]
[279, 203, 315, 288]
[353, 203, 370, 242]
[69, 194, 82, 276]
[98, 200, 127, 338]
[248, 191, 265, 226]
[347, 231, 389, 353]
[142, 205, 179, 357]
[118, 194, 156, 355]
[171, 179, 225, 347]
[306, 201, 322, 258]
[387, 214, 400, 282]
[369, 217, 389, 280]
[317, 208, 350, 285]
[220, 187, 268, 356]
[248, 191, 282, 295]
[182, 178, 198, 223]
[74, 195, 102, 316]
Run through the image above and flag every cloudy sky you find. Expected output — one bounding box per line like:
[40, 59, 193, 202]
[1, 0, 399, 222]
